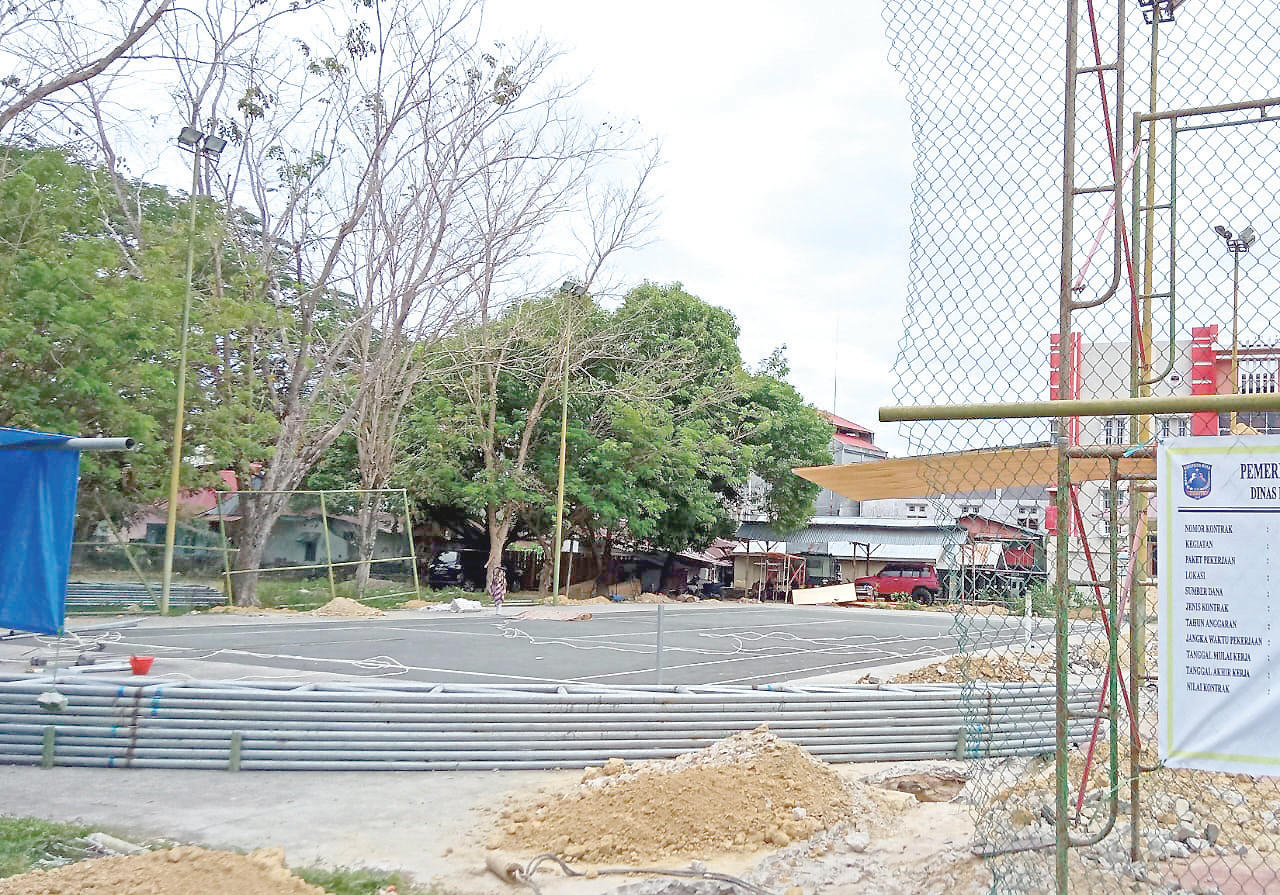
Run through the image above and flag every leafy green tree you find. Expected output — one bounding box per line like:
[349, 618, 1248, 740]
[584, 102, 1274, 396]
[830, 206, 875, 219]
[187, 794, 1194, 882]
[564, 284, 830, 584]
[566, 285, 745, 560]
[0, 148, 195, 528]
[139, 0, 660, 605]
[734, 347, 832, 532]
[403, 281, 831, 594]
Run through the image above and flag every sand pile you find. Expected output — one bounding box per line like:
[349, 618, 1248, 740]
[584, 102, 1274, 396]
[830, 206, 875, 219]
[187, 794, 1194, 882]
[308, 597, 384, 617]
[492, 727, 863, 864]
[0, 846, 325, 895]
[633, 592, 676, 603]
[204, 597, 384, 617]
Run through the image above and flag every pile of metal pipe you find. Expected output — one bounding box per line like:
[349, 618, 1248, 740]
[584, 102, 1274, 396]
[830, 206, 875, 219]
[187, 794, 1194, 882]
[0, 676, 1100, 771]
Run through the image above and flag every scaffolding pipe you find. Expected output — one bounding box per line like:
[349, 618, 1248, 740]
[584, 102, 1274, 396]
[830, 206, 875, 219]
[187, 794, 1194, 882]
[0, 437, 139, 452]
[0, 676, 1100, 770]
[1, 681, 1046, 701]
[882, 390, 1280, 422]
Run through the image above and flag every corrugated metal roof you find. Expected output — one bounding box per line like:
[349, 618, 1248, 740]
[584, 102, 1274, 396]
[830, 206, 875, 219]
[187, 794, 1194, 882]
[825, 542, 942, 561]
[833, 432, 886, 454]
[735, 520, 965, 547]
[818, 410, 875, 436]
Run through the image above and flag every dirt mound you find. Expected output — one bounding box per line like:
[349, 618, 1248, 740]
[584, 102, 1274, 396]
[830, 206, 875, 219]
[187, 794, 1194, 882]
[204, 597, 384, 617]
[890, 653, 1042, 684]
[492, 727, 862, 864]
[633, 592, 675, 603]
[0, 846, 325, 895]
[308, 597, 384, 617]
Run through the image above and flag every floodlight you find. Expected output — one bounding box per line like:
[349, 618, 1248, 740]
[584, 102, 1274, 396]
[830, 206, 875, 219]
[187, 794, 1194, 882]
[1139, 0, 1185, 24]
[177, 126, 202, 151]
[202, 134, 227, 157]
[1213, 221, 1261, 433]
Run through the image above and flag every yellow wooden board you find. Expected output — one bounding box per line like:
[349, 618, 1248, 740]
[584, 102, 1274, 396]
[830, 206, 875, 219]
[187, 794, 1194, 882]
[793, 446, 1154, 502]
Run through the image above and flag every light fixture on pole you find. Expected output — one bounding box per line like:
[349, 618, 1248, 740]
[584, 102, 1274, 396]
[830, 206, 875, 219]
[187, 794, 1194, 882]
[160, 127, 225, 616]
[1213, 224, 1259, 434]
[1138, 0, 1185, 24]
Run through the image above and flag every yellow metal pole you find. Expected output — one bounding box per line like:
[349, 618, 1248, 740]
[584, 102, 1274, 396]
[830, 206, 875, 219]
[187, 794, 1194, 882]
[550, 309, 571, 606]
[320, 491, 338, 602]
[1131, 0, 1163, 773]
[159, 148, 201, 617]
[402, 489, 421, 597]
[880, 390, 1280, 421]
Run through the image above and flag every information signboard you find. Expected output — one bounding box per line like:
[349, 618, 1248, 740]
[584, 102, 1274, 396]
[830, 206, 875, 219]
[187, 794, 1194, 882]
[1158, 436, 1280, 774]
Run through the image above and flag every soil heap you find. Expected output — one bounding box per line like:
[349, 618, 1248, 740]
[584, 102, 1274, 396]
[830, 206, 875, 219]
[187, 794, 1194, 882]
[493, 727, 862, 864]
[0, 846, 326, 895]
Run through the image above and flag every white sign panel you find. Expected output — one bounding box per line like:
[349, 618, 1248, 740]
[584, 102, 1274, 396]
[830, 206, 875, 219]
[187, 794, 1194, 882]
[1158, 436, 1280, 774]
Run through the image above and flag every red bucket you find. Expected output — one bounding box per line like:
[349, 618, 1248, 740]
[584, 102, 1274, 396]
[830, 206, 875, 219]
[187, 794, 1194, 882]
[128, 655, 154, 675]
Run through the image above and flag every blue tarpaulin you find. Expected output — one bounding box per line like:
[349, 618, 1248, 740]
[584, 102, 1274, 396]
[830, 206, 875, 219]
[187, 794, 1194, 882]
[0, 427, 81, 635]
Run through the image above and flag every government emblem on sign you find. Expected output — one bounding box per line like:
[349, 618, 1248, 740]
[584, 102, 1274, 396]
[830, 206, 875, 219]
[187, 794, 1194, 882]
[1182, 461, 1212, 499]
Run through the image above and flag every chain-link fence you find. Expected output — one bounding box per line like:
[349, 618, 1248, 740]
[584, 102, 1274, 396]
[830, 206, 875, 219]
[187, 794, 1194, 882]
[879, 1, 1280, 891]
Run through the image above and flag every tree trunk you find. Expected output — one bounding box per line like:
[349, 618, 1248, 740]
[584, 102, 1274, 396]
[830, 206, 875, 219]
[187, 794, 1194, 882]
[485, 501, 512, 601]
[536, 535, 554, 594]
[228, 485, 293, 606]
[352, 490, 380, 597]
[660, 550, 678, 595]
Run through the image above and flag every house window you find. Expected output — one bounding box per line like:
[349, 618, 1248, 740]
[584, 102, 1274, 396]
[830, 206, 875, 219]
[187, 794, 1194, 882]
[1098, 490, 1118, 515]
[1158, 416, 1188, 439]
[1103, 417, 1127, 445]
[906, 503, 927, 518]
[303, 539, 317, 563]
[1240, 362, 1278, 395]
[1218, 411, 1280, 436]
[1016, 505, 1039, 530]
[960, 504, 981, 516]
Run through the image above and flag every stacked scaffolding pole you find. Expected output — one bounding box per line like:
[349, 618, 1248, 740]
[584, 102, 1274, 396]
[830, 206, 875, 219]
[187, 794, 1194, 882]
[0, 677, 1100, 771]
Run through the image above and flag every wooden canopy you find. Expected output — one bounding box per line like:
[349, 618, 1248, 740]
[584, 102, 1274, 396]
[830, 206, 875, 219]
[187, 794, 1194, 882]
[793, 446, 1154, 502]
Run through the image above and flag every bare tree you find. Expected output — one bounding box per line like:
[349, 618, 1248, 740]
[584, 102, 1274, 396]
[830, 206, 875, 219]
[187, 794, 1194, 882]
[346, 76, 660, 595]
[8, 0, 660, 604]
[151, 0, 657, 604]
[0, 0, 175, 138]
[430, 142, 662, 599]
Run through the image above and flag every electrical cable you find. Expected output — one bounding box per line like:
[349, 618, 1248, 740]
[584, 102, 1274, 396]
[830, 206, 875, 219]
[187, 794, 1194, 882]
[512, 852, 780, 895]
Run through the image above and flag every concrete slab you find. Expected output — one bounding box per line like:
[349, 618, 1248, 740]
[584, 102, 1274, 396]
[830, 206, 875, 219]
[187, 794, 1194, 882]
[2, 601, 1053, 687]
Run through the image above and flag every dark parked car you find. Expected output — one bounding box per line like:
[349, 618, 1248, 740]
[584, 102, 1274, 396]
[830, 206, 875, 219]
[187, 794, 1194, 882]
[427, 549, 487, 591]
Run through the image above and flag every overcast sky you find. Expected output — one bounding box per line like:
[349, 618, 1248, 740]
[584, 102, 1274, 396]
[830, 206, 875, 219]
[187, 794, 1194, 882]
[484, 1, 914, 455]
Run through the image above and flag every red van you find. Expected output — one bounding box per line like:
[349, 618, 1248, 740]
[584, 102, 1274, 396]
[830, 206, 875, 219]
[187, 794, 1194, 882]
[854, 564, 940, 604]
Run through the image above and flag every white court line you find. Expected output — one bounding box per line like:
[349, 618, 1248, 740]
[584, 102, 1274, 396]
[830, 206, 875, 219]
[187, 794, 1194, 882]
[105, 611, 1051, 686]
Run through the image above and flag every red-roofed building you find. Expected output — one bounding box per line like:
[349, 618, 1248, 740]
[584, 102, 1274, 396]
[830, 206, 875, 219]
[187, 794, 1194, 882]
[814, 410, 888, 516]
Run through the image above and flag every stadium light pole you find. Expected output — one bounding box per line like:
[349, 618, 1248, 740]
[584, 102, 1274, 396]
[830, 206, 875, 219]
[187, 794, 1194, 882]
[160, 126, 226, 616]
[1214, 224, 1258, 434]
